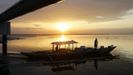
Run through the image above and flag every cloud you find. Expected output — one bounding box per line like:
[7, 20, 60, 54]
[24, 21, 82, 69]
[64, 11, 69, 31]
[1, 0, 133, 34]
[10, 0, 133, 23]
[1, 0, 133, 22]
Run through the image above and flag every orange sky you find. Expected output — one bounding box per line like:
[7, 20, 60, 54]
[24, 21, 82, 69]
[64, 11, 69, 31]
[1, 0, 133, 34]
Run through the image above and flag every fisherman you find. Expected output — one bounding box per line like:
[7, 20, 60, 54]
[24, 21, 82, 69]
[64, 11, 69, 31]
[94, 38, 98, 48]
[55, 45, 58, 51]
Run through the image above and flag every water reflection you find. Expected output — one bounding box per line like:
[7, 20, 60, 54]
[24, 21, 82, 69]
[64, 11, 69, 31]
[21, 53, 119, 72]
[1, 35, 133, 74]
[0, 53, 120, 75]
[7, 35, 133, 60]
[94, 59, 98, 70]
[46, 53, 118, 72]
[60, 35, 66, 41]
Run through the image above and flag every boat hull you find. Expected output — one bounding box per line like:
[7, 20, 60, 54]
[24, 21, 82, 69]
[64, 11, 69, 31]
[21, 46, 116, 61]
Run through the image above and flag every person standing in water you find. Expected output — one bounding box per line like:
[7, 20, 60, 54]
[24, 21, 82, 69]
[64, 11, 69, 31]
[94, 38, 98, 48]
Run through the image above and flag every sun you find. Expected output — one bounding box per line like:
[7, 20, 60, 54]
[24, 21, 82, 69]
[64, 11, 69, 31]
[56, 22, 69, 32]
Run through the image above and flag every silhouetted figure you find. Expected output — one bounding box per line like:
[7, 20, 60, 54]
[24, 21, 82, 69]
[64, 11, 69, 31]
[94, 38, 98, 48]
[55, 45, 58, 51]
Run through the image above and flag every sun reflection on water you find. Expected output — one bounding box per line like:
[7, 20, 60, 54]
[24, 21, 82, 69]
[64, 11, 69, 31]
[60, 35, 67, 41]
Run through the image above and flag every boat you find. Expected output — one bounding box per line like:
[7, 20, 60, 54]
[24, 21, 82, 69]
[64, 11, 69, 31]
[21, 40, 116, 61]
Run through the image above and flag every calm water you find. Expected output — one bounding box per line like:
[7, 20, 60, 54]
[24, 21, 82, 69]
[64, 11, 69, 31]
[6, 35, 133, 59]
[0, 35, 133, 75]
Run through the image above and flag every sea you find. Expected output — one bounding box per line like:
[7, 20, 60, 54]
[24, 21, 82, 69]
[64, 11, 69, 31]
[0, 34, 133, 75]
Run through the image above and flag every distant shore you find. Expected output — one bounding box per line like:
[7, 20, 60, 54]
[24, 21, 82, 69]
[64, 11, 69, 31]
[0, 35, 23, 41]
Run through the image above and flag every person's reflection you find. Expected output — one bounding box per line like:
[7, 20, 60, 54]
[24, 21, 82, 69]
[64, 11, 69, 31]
[94, 59, 98, 70]
[0, 55, 10, 75]
[93, 54, 118, 70]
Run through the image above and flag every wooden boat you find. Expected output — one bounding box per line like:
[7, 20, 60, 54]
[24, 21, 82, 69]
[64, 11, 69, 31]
[21, 40, 116, 61]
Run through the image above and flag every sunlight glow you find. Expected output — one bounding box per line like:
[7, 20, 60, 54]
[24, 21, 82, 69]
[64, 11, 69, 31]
[56, 22, 69, 32]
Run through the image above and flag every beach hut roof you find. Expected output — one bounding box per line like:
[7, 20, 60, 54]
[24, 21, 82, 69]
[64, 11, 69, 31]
[51, 40, 78, 45]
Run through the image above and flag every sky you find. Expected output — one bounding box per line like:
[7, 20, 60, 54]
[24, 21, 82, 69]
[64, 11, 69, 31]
[0, 0, 133, 34]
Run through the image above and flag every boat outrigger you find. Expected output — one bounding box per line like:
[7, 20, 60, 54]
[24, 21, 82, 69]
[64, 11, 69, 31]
[21, 40, 116, 61]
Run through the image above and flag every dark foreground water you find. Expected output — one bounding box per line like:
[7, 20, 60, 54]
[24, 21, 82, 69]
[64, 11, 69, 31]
[0, 35, 133, 75]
